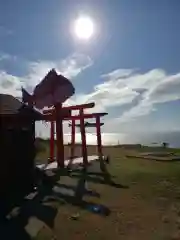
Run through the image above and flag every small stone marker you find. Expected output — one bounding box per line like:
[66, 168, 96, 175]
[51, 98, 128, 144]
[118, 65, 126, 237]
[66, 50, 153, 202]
[70, 212, 80, 220]
[25, 217, 45, 238]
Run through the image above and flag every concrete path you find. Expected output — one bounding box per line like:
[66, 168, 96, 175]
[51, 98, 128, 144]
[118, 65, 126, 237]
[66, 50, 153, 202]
[37, 155, 100, 171]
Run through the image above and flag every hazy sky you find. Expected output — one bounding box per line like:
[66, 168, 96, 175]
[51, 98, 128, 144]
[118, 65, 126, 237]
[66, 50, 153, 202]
[0, 0, 180, 144]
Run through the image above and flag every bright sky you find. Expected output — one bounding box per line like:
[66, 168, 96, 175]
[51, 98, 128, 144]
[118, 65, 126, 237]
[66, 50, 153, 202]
[0, 0, 180, 146]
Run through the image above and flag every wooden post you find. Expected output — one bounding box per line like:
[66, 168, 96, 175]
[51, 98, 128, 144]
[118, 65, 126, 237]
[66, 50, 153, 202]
[70, 119, 76, 160]
[95, 115, 110, 182]
[55, 103, 64, 168]
[96, 115, 103, 161]
[67, 119, 76, 168]
[79, 109, 88, 167]
[42, 101, 108, 170]
[50, 121, 55, 162]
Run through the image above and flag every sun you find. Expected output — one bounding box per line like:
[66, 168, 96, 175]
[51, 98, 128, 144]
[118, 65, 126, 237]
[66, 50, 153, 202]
[73, 16, 94, 40]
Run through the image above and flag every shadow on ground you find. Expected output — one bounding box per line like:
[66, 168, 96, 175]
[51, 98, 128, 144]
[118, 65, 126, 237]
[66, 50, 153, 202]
[127, 155, 180, 162]
[0, 161, 128, 239]
[0, 188, 57, 240]
[69, 159, 129, 189]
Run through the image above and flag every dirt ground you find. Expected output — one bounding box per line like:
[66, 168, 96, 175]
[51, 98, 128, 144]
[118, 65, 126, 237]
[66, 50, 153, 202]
[34, 145, 180, 240]
[3, 145, 180, 240]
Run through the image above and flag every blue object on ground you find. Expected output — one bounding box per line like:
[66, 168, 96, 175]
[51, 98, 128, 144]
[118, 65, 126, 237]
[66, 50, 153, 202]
[86, 204, 110, 216]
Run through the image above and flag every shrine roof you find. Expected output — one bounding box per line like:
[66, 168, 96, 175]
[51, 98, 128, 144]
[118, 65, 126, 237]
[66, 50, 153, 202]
[0, 94, 42, 120]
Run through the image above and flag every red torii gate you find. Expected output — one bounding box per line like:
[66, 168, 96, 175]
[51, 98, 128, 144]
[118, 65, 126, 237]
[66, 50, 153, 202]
[43, 102, 107, 168]
[68, 120, 105, 164]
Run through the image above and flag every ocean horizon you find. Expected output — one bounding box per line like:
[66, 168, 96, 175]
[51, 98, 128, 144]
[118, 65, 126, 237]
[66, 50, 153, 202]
[38, 131, 180, 148]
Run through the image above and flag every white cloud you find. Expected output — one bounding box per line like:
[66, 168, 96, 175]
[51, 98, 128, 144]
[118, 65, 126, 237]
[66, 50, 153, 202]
[101, 68, 136, 81]
[116, 70, 180, 123]
[0, 71, 22, 96]
[1, 52, 180, 143]
[31, 68, 180, 143]
[23, 52, 93, 93]
[59, 52, 93, 78]
[84, 69, 166, 112]
[0, 52, 93, 139]
[116, 101, 156, 123]
[147, 73, 180, 104]
[72, 68, 179, 126]
[24, 61, 56, 93]
[0, 52, 93, 95]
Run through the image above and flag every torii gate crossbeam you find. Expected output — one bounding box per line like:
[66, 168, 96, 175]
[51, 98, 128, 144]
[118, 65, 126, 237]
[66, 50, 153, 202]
[42, 102, 108, 169]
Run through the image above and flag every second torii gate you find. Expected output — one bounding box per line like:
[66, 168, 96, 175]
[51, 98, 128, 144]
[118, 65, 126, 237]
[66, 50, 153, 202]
[43, 102, 108, 168]
[68, 120, 104, 163]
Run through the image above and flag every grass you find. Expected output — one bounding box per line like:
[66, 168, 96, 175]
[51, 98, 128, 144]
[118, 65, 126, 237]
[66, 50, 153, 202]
[3, 142, 180, 239]
[32, 143, 180, 239]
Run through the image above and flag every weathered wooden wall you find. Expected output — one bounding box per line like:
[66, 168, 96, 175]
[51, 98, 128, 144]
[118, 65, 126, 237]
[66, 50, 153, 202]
[0, 117, 36, 198]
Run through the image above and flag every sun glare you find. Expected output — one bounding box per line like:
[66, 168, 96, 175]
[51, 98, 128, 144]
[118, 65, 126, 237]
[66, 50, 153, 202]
[74, 16, 94, 40]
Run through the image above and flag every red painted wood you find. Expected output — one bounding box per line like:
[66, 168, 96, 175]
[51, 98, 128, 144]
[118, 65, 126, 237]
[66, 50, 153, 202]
[96, 115, 103, 160]
[43, 112, 107, 122]
[70, 122, 104, 127]
[70, 119, 76, 160]
[63, 112, 108, 120]
[43, 102, 95, 114]
[55, 104, 64, 168]
[79, 108, 88, 167]
[63, 102, 95, 111]
[43, 102, 108, 169]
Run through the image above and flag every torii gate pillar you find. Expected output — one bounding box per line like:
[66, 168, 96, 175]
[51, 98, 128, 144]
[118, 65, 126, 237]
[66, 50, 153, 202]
[55, 103, 64, 168]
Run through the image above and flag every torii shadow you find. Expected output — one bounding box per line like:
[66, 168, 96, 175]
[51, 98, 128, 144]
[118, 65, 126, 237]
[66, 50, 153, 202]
[0, 159, 128, 239]
[40, 167, 111, 217]
[68, 158, 129, 189]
